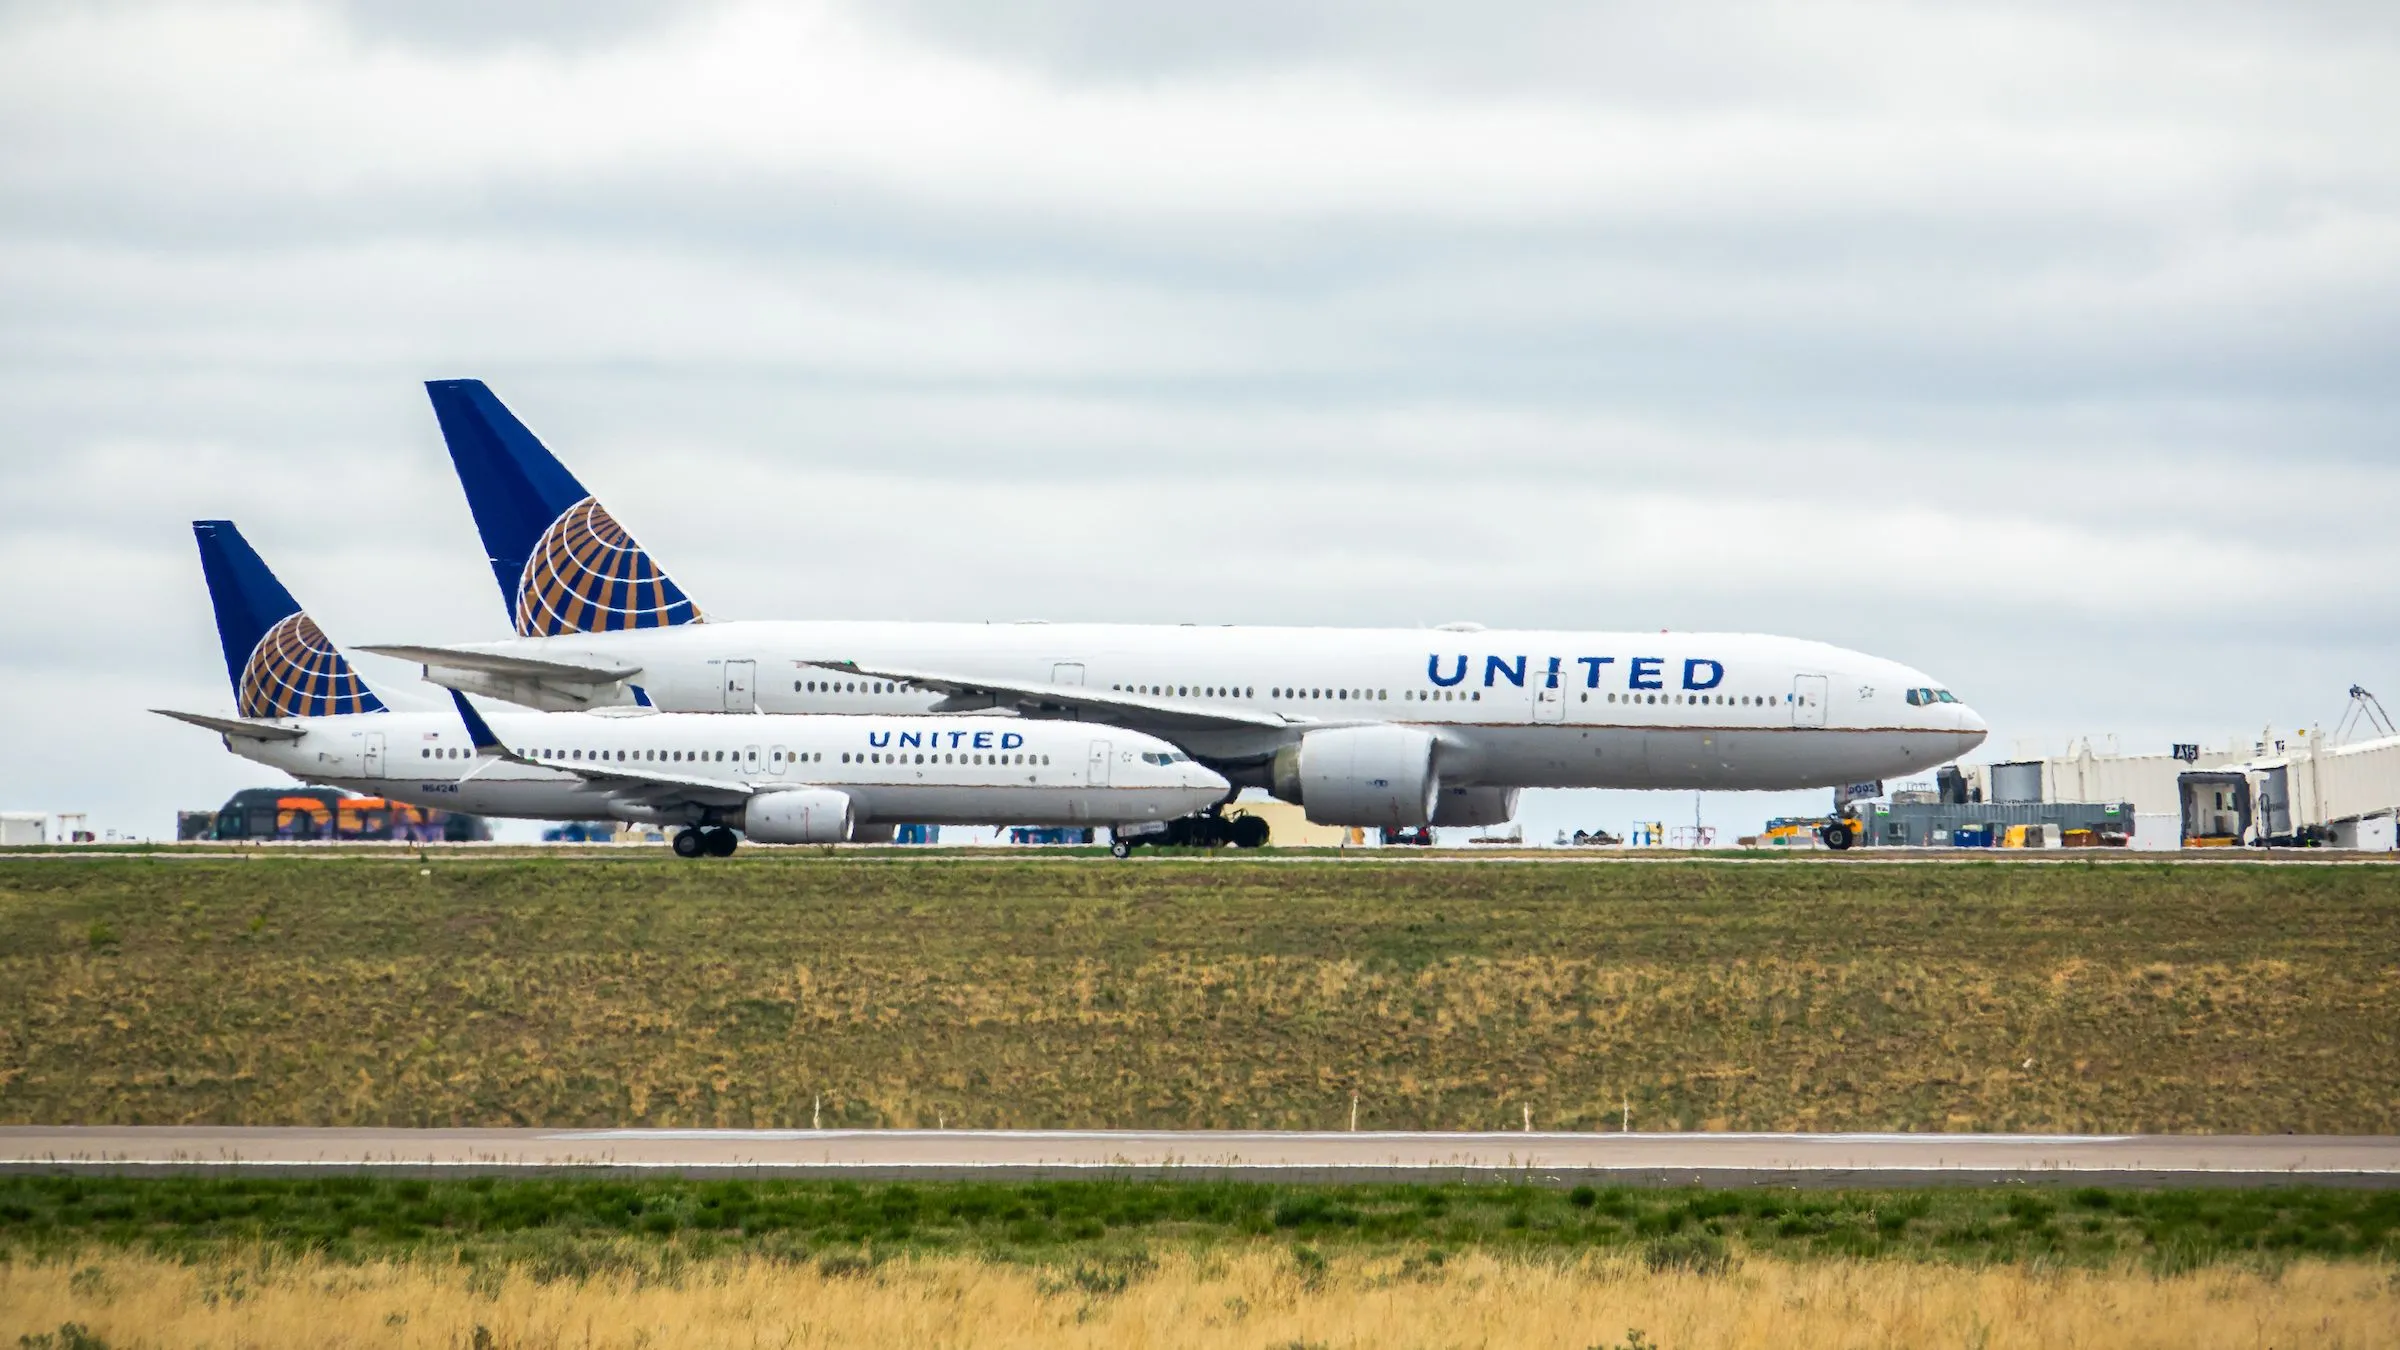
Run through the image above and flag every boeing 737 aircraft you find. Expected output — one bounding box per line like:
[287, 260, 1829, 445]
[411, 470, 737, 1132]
[162, 522, 1229, 856]
[372, 382, 1987, 842]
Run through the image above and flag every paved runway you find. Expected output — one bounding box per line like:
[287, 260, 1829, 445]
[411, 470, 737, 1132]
[5, 1128, 2395, 1188]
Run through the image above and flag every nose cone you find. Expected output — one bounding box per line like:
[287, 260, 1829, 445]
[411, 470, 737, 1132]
[1176, 762, 1231, 809]
[1958, 702, 1989, 742]
[1941, 701, 1989, 763]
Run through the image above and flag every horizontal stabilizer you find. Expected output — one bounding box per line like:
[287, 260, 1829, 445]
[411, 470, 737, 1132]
[359, 645, 640, 684]
[152, 709, 308, 741]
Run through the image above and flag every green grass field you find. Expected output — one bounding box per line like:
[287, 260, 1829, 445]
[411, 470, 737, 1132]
[2, 855, 2396, 1132]
[5, 1174, 2396, 1275]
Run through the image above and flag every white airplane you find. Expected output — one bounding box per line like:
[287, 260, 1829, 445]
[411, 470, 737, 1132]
[373, 382, 1987, 847]
[161, 522, 1229, 857]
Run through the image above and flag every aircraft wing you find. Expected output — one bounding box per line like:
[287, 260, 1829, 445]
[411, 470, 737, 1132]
[152, 709, 308, 742]
[803, 660, 1294, 732]
[446, 691, 753, 808]
[359, 645, 640, 683]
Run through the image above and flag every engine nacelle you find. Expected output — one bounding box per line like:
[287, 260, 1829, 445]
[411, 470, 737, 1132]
[736, 788, 855, 844]
[1270, 726, 1439, 828]
[1432, 784, 1520, 828]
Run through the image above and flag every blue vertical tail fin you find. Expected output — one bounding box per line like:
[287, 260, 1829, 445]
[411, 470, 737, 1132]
[424, 379, 702, 637]
[192, 521, 386, 718]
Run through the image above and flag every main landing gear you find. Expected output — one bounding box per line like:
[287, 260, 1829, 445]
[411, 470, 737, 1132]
[1109, 810, 1272, 857]
[673, 826, 740, 859]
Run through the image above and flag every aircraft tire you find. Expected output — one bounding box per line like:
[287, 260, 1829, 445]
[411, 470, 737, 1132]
[672, 828, 704, 859]
[1232, 814, 1271, 849]
[1822, 822, 1855, 851]
[705, 827, 739, 857]
[1109, 839, 1132, 859]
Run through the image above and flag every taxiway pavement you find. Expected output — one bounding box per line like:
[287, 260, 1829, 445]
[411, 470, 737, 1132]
[4, 1128, 2394, 1188]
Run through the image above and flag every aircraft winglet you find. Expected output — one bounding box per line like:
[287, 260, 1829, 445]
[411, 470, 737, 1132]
[449, 689, 506, 754]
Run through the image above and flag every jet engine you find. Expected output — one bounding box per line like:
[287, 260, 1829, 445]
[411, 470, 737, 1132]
[1431, 785, 1520, 828]
[1269, 726, 1439, 828]
[737, 788, 855, 844]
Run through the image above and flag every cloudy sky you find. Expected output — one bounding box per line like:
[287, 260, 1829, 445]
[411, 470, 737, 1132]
[3, 0, 2395, 840]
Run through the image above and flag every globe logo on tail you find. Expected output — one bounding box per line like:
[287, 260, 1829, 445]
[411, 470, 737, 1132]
[237, 613, 386, 718]
[513, 497, 700, 636]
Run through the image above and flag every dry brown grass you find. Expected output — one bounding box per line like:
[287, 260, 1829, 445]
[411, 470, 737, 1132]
[6, 856, 2400, 1131]
[5, 1247, 2394, 1349]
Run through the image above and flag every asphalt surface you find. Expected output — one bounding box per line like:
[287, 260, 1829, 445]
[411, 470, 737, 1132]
[4, 1128, 2395, 1188]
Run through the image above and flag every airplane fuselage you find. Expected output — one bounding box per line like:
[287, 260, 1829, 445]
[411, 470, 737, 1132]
[444, 621, 1988, 791]
[219, 708, 1226, 830]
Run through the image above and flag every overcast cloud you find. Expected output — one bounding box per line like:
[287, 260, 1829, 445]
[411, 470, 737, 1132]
[2, 0, 2394, 839]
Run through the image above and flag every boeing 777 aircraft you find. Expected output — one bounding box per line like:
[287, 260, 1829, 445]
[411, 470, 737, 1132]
[371, 382, 1986, 842]
[162, 522, 1228, 856]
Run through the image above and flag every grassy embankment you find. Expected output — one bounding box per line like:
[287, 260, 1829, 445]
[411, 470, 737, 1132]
[2, 855, 2397, 1132]
[3, 1175, 2397, 1349]
[7, 1247, 2389, 1350]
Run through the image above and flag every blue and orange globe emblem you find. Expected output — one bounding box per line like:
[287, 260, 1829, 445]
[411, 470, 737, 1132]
[237, 613, 386, 718]
[513, 497, 700, 636]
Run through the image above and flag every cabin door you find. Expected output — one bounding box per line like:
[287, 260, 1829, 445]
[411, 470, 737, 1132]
[1086, 740, 1111, 786]
[1052, 662, 1086, 687]
[1532, 679, 1564, 723]
[362, 732, 385, 779]
[1791, 674, 1829, 728]
[722, 660, 757, 713]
